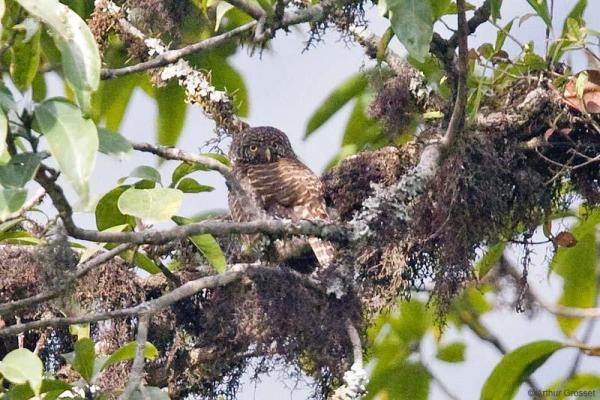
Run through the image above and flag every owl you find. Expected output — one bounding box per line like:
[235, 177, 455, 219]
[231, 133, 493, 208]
[228, 126, 335, 270]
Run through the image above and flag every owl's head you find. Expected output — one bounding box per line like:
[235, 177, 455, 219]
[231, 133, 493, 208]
[231, 126, 296, 164]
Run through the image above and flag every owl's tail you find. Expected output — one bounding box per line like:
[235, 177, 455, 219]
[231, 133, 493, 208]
[308, 237, 336, 268]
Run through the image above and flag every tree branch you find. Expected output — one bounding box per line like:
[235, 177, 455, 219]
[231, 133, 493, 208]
[457, 308, 543, 395]
[34, 154, 345, 247]
[0, 243, 133, 316]
[439, 0, 468, 149]
[0, 263, 325, 337]
[346, 320, 362, 368]
[331, 320, 367, 400]
[223, 0, 265, 21]
[118, 315, 150, 400]
[0, 187, 46, 224]
[430, 0, 491, 78]
[129, 141, 239, 191]
[348, 25, 444, 114]
[100, 22, 257, 80]
[99, 0, 341, 81]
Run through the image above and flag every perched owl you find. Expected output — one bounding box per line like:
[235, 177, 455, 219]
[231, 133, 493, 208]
[228, 126, 335, 270]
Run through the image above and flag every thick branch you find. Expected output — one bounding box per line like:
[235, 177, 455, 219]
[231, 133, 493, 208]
[37, 167, 344, 244]
[34, 148, 345, 246]
[430, 0, 491, 77]
[448, 0, 491, 50]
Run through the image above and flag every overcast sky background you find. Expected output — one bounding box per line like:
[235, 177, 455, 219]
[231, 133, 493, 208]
[36, 0, 600, 398]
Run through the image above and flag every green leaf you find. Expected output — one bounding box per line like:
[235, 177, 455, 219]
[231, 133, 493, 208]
[0, 230, 42, 245]
[386, 0, 433, 62]
[97, 128, 133, 160]
[0, 82, 17, 114]
[342, 94, 382, 148]
[0, 153, 42, 188]
[430, 0, 451, 20]
[95, 185, 136, 231]
[10, 22, 41, 91]
[551, 209, 600, 335]
[68, 323, 90, 340]
[215, 1, 234, 31]
[481, 340, 565, 400]
[118, 188, 183, 223]
[39, 379, 72, 399]
[494, 20, 514, 51]
[367, 361, 430, 400]
[0, 188, 26, 220]
[155, 81, 187, 147]
[176, 178, 214, 193]
[560, 0, 587, 38]
[546, 373, 600, 399]
[173, 216, 227, 272]
[132, 251, 161, 274]
[98, 74, 139, 131]
[63, 338, 96, 383]
[34, 98, 98, 200]
[32, 72, 47, 103]
[171, 155, 230, 186]
[490, 0, 502, 22]
[101, 341, 158, 371]
[0, 349, 44, 394]
[436, 341, 466, 363]
[576, 70, 589, 98]
[525, 0, 552, 28]
[474, 242, 506, 279]
[305, 73, 369, 137]
[16, 0, 101, 113]
[0, 108, 9, 165]
[119, 166, 162, 185]
[0, 218, 24, 233]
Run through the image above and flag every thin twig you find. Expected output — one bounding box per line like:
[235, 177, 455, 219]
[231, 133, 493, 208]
[0, 243, 133, 316]
[440, 0, 469, 149]
[100, 0, 342, 80]
[565, 319, 596, 380]
[223, 0, 265, 20]
[101, 22, 257, 80]
[0, 263, 321, 337]
[345, 320, 362, 368]
[457, 308, 542, 394]
[0, 187, 46, 224]
[129, 141, 239, 191]
[489, 20, 526, 51]
[424, 364, 461, 400]
[118, 315, 150, 400]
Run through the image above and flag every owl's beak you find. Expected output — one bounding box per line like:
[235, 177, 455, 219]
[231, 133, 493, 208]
[264, 148, 271, 162]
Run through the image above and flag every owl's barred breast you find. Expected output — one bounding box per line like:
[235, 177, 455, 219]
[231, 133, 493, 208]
[228, 126, 335, 268]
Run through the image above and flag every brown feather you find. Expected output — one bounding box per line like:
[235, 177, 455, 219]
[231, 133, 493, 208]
[228, 127, 336, 268]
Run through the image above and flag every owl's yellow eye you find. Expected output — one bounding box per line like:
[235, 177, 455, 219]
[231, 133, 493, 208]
[249, 145, 258, 152]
